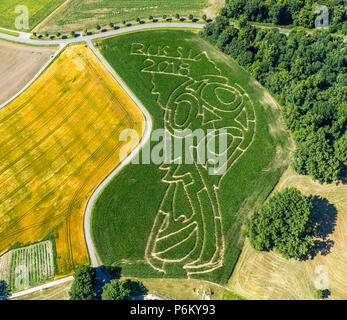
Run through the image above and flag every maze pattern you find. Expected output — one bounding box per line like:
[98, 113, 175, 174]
[131, 44, 256, 276]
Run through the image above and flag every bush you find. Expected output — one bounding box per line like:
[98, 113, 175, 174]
[0, 280, 9, 297]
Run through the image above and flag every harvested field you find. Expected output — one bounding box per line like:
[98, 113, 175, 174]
[228, 167, 347, 300]
[0, 44, 145, 276]
[12, 277, 243, 300]
[0, 240, 54, 291]
[0, 40, 57, 105]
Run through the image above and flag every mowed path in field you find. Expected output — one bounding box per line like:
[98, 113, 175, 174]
[0, 44, 145, 275]
[228, 167, 347, 300]
[0, 40, 57, 105]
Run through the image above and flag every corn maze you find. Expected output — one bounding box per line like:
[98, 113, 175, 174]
[0, 240, 54, 291]
[93, 30, 289, 282]
[129, 42, 256, 276]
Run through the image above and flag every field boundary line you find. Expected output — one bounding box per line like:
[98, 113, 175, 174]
[84, 39, 153, 267]
[0, 43, 66, 111]
[32, 0, 72, 33]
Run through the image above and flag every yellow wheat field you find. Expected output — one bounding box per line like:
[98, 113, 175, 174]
[0, 44, 144, 275]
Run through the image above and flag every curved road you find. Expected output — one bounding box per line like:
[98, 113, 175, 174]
[0, 22, 204, 299]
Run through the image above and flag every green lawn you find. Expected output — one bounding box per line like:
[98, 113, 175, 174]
[91, 29, 291, 284]
[0, 29, 19, 37]
[0, 0, 65, 30]
[37, 0, 219, 32]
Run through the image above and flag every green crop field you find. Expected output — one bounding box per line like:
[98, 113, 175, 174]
[91, 29, 291, 284]
[0, 0, 65, 30]
[38, 0, 223, 32]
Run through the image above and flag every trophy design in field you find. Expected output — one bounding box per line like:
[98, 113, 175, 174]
[132, 44, 256, 276]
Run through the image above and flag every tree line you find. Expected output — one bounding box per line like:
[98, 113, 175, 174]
[69, 265, 148, 300]
[201, 16, 346, 182]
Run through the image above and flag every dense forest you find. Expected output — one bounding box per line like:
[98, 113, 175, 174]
[201, 16, 346, 182]
[223, 0, 346, 34]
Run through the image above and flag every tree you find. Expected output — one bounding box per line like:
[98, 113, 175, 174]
[136, 17, 141, 23]
[269, 3, 288, 25]
[202, 14, 207, 21]
[32, 32, 37, 37]
[334, 131, 347, 167]
[216, 29, 232, 51]
[298, 6, 314, 28]
[189, 14, 194, 21]
[70, 31, 75, 37]
[102, 280, 131, 300]
[238, 14, 249, 29]
[69, 266, 97, 300]
[175, 13, 180, 20]
[0, 280, 9, 297]
[292, 130, 341, 182]
[149, 15, 154, 20]
[163, 14, 167, 20]
[56, 32, 61, 37]
[101, 279, 148, 300]
[109, 22, 114, 28]
[123, 279, 148, 297]
[96, 24, 101, 30]
[245, 188, 315, 260]
[82, 28, 88, 36]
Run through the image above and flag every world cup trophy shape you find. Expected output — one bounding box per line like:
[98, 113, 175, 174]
[141, 49, 256, 277]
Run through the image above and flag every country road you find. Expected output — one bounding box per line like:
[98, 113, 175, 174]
[0, 22, 202, 300]
[0, 19, 345, 299]
[0, 22, 205, 45]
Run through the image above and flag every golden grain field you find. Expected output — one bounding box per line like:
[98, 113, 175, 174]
[0, 44, 144, 275]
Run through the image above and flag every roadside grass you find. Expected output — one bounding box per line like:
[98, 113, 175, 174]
[0, 0, 65, 31]
[11, 279, 73, 300]
[134, 278, 244, 300]
[91, 29, 291, 284]
[11, 277, 243, 300]
[30, 19, 205, 41]
[0, 44, 144, 276]
[37, 0, 216, 32]
[0, 29, 19, 37]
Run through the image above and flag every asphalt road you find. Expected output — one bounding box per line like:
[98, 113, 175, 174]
[1, 22, 200, 299]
